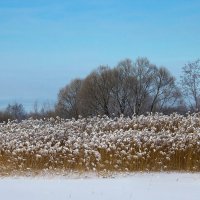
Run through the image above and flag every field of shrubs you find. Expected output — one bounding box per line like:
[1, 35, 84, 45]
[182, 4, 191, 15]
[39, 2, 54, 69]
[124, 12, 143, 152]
[0, 113, 200, 175]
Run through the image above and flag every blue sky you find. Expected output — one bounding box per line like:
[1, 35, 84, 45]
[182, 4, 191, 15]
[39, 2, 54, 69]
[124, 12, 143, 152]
[0, 0, 200, 110]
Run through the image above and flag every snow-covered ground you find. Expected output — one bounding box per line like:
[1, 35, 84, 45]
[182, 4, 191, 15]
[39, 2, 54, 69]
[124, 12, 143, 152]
[0, 173, 200, 200]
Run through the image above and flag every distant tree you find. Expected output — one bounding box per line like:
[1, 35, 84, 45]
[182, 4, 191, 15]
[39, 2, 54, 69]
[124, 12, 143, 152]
[33, 101, 39, 114]
[28, 100, 56, 119]
[56, 79, 82, 118]
[5, 103, 26, 121]
[132, 57, 157, 115]
[111, 59, 136, 116]
[40, 101, 56, 118]
[150, 67, 181, 113]
[180, 59, 200, 111]
[80, 66, 114, 116]
[28, 101, 40, 119]
[0, 111, 10, 123]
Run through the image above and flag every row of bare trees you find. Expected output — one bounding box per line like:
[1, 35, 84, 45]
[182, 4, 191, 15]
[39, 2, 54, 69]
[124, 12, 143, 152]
[0, 102, 56, 122]
[56, 58, 184, 118]
[1, 57, 199, 122]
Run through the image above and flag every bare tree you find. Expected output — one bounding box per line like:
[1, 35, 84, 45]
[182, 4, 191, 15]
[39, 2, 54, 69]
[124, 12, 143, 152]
[132, 57, 157, 115]
[56, 79, 82, 118]
[5, 103, 26, 121]
[111, 59, 135, 116]
[150, 67, 181, 113]
[80, 66, 114, 116]
[181, 59, 200, 111]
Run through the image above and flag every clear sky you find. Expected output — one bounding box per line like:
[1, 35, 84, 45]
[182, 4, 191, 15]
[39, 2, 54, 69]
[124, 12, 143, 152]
[0, 0, 200, 110]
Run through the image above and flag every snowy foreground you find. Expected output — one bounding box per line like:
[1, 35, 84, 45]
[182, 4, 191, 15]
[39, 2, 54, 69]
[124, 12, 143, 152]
[0, 173, 200, 200]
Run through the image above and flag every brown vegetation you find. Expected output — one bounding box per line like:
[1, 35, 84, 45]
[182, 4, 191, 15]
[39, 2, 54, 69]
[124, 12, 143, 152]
[0, 113, 200, 176]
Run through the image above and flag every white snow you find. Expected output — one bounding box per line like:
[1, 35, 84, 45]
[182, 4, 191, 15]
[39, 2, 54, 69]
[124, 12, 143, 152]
[0, 173, 200, 200]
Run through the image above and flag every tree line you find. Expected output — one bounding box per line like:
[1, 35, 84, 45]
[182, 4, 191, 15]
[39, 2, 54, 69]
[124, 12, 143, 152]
[0, 57, 200, 122]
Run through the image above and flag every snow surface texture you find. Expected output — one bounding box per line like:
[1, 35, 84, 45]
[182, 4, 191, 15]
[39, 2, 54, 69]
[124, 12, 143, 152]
[0, 173, 200, 200]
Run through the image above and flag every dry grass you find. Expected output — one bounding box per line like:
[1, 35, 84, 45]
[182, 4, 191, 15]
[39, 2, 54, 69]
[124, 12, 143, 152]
[0, 113, 200, 176]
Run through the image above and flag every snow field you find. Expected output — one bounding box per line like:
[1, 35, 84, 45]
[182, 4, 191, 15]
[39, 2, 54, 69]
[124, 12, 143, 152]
[0, 173, 200, 200]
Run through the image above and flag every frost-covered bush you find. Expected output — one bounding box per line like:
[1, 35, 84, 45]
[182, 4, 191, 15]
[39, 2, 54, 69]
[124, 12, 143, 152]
[0, 113, 200, 175]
